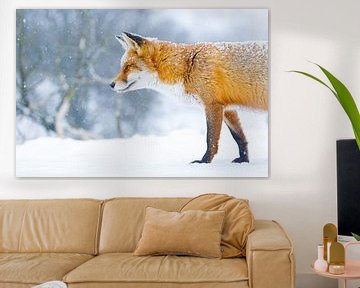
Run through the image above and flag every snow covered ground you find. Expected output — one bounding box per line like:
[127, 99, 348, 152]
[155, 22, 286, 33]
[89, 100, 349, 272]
[16, 110, 268, 178]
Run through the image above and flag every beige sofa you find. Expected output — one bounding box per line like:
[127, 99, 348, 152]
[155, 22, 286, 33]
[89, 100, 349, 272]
[0, 198, 295, 288]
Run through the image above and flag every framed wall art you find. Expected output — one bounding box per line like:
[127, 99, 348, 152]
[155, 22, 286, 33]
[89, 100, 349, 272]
[16, 9, 269, 177]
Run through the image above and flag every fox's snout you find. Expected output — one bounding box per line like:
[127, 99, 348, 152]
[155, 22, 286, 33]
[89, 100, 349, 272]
[110, 82, 116, 89]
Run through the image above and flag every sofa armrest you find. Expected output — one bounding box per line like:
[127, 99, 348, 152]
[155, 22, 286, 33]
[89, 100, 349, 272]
[246, 220, 295, 288]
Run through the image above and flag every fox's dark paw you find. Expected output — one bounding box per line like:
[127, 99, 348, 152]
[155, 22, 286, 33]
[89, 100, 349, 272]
[232, 156, 249, 163]
[191, 159, 211, 164]
[191, 152, 212, 164]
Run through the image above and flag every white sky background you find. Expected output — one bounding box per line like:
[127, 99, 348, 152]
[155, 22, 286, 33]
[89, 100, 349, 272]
[144, 9, 268, 42]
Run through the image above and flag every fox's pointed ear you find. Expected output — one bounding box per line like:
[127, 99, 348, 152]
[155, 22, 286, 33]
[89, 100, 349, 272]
[115, 35, 128, 50]
[121, 32, 145, 50]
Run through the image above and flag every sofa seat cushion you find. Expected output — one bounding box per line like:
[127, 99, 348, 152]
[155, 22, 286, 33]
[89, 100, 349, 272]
[64, 253, 248, 284]
[0, 253, 93, 285]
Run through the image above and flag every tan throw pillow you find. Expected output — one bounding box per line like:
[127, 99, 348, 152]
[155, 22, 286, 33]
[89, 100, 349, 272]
[134, 207, 225, 258]
[181, 194, 254, 258]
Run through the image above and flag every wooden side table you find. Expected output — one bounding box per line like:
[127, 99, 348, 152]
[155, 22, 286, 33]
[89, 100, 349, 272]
[311, 242, 360, 288]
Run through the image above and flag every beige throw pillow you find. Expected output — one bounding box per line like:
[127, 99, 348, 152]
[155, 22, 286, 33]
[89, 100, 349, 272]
[134, 207, 225, 258]
[181, 194, 255, 258]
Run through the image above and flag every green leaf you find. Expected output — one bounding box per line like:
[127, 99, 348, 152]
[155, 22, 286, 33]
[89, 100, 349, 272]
[354, 127, 360, 149]
[351, 232, 360, 241]
[316, 64, 360, 150]
[289, 64, 360, 151]
[288, 70, 337, 97]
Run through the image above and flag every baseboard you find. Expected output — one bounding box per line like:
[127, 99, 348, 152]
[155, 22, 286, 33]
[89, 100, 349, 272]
[296, 273, 337, 288]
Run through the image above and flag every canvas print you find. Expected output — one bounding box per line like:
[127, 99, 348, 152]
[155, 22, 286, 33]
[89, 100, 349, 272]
[16, 9, 269, 177]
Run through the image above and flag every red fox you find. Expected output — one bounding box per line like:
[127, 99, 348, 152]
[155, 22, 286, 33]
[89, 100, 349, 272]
[110, 32, 268, 164]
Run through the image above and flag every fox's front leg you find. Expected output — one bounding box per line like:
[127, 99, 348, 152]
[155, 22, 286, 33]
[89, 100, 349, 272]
[192, 103, 223, 164]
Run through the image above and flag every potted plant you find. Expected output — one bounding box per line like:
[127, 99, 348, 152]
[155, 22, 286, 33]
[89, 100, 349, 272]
[290, 63, 360, 150]
[291, 64, 360, 241]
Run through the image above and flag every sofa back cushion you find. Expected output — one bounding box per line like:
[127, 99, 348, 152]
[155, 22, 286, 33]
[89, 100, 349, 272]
[99, 198, 189, 253]
[0, 199, 102, 254]
[181, 194, 254, 258]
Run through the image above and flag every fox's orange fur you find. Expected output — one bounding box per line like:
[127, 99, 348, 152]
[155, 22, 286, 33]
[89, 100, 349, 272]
[111, 32, 268, 163]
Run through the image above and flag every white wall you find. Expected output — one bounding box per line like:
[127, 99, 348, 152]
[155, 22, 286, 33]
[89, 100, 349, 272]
[1, 0, 359, 287]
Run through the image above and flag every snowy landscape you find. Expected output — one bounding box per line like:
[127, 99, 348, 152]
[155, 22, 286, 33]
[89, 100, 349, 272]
[16, 108, 268, 177]
[16, 9, 268, 177]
